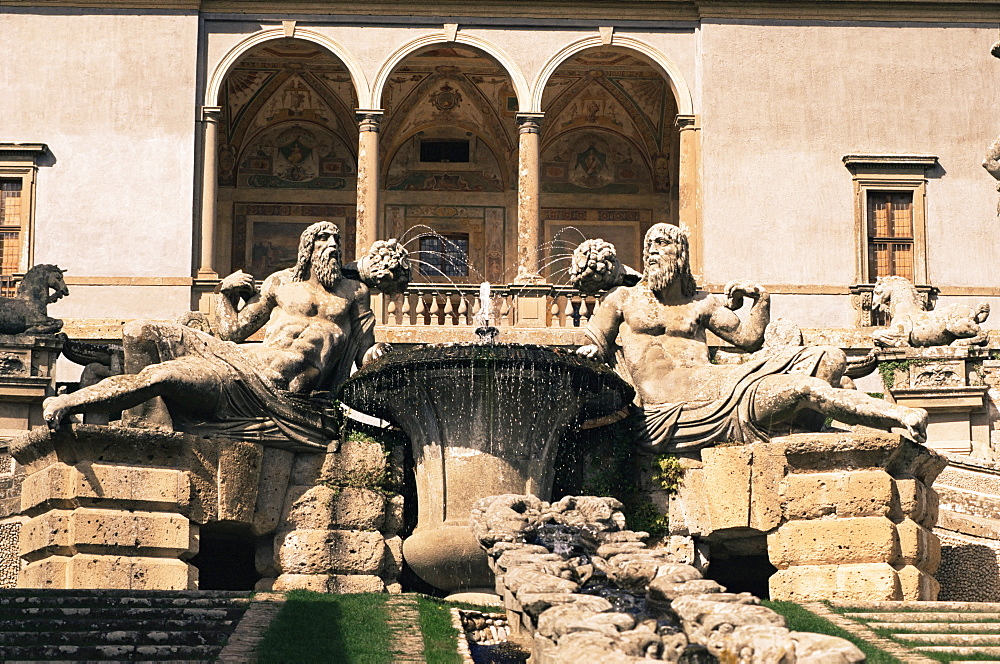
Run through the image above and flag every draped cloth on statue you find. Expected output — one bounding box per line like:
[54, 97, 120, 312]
[145, 314, 373, 452]
[586, 337, 831, 453]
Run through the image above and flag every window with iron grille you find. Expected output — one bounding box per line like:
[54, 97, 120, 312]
[867, 191, 914, 281]
[418, 233, 469, 278]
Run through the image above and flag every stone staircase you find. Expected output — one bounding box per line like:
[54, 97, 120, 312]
[0, 588, 252, 662]
[836, 601, 1000, 663]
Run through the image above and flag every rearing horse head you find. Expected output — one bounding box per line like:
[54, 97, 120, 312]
[19, 264, 69, 304]
[872, 275, 920, 312]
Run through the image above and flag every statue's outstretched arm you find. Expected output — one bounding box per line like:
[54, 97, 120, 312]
[707, 281, 770, 352]
[215, 270, 278, 342]
[352, 283, 390, 367]
[578, 289, 624, 361]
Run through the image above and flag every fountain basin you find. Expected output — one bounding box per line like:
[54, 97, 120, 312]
[339, 343, 633, 594]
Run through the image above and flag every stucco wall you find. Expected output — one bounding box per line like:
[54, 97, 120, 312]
[699, 19, 1000, 295]
[1, 9, 199, 306]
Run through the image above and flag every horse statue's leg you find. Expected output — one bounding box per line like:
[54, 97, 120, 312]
[24, 315, 63, 335]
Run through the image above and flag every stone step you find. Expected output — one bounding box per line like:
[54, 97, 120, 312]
[4, 606, 245, 620]
[869, 622, 1000, 633]
[838, 601, 1000, 612]
[0, 595, 251, 608]
[917, 647, 1000, 656]
[897, 634, 1000, 646]
[0, 589, 251, 598]
[0, 629, 233, 647]
[0, 644, 224, 661]
[845, 612, 1000, 622]
[0, 617, 238, 633]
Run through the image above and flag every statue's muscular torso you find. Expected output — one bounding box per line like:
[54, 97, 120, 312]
[233, 271, 369, 394]
[597, 286, 736, 405]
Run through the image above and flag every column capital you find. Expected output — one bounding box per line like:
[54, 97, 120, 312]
[674, 114, 699, 131]
[516, 112, 544, 134]
[200, 106, 223, 123]
[356, 109, 385, 132]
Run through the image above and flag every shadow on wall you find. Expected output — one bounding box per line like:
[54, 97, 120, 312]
[937, 544, 1000, 601]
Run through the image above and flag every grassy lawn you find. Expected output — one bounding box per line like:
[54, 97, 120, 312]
[415, 596, 464, 664]
[763, 600, 903, 664]
[256, 590, 393, 663]
[256, 592, 910, 663]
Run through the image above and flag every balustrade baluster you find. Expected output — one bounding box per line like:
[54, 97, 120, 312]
[444, 295, 455, 325]
[551, 296, 562, 328]
[430, 292, 441, 325]
[402, 293, 412, 325]
[564, 295, 575, 328]
[415, 293, 427, 326]
[458, 294, 469, 325]
[386, 296, 398, 325]
[500, 294, 512, 326]
[579, 297, 591, 325]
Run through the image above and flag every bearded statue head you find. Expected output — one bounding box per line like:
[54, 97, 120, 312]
[642, 223, 697, 297]
[293, 221, 342, 289]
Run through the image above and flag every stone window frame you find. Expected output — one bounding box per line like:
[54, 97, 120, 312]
[844, 153, 937, 285]
[844, 154, 938, 326]
[0, 144, 46, 278]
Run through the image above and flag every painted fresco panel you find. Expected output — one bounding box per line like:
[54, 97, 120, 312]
[232, 203, 356, 278]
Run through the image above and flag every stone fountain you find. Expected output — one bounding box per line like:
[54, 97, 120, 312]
[339, 286, 633, 596]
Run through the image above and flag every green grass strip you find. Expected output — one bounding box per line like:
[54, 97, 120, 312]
[256, 590, 392, 663]
[763, 600, 903, 664]
[416, 596, 464, 664]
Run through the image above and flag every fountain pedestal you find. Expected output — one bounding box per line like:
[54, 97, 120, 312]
[340, 344, 632, 595]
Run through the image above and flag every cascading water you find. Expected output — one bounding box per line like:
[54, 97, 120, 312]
[338, 296, 633, 597]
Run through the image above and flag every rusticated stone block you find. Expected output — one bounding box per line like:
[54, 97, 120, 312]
[21, 554, 197, 590]
[273, 573, 385, 594]
[769, 563, 902, 601]
[19, 508, 193, 559]
[251, 447, 294, 536]
[383, 535, 403, 580]
[280, 485, 387, 532]
[898, 564, 940, 601]
[767, 517, 900, 568]
[275, 528, 386, 575]
[701, 445, 752, 530]
[781, 470, 893, 520]
[896, 517, 941, 572]
[779, 432, 902, 472]
[289, 440, 385, 487]
[217, 440, 263, 523]
[892, 477, 938, 528]
[383, 494, 404, 535]
[21, 462, 190, 515]
[320, 439, 387, 486]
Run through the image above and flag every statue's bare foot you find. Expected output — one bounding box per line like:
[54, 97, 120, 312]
[42, 395, 71, 431]
[895, 407, 928, 444]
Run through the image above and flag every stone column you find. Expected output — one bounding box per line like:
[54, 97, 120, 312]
[197, 106, 222, 278]
[675, 115, 702, 279]
[355, 111, 384, 258]
[515, 113, 544, 283]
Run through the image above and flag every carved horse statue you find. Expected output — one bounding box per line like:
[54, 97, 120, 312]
[0, 264, 69, 335]
[871, 275, 990, 347]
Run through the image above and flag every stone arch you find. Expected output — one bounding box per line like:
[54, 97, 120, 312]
[531, 35, 693, 116]
[370, 32, 530, 111]
[205, 28, 370, 109]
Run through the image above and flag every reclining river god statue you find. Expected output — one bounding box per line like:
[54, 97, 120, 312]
[575, 223, 928, 453]
[42, 221, 405, 451]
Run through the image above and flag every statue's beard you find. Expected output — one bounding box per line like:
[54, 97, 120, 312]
[312, 250, 341, 290]
[645, 256, 681, 293]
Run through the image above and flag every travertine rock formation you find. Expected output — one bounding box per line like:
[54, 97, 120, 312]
[472, 493, 864, 663]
